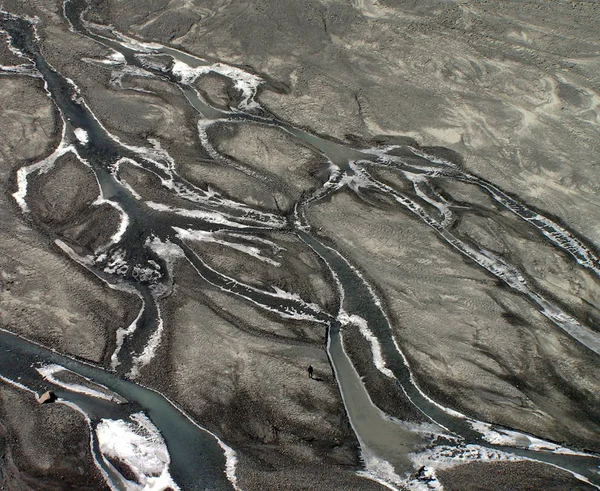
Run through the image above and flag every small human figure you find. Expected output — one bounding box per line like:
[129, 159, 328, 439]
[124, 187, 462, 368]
[307, 365, 314, 379]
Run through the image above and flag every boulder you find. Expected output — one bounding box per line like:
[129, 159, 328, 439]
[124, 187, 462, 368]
[37, 391, 56, 404]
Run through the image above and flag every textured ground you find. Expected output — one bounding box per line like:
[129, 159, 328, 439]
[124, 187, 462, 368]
[0, 385, 107, 490]
[0, 0, 599, 489]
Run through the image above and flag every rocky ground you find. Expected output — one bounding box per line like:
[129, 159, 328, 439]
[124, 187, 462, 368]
[437, 460, 596, 491]
[0, 0, 599, 489]
[139, 259, 374, 490]
[0, 385, 108, 490]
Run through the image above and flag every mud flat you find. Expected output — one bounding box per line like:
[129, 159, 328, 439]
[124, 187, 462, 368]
[208, 122, 328, 205]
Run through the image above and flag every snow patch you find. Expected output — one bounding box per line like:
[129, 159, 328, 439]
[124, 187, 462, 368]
[36, 364, 125, 403]
[470, 421, 594, 456]
[129, 299, 164, 379]
[96, 412, 180, 491]
[174, 227, 280, 266]
[74, 127, 89, 144]
[339, 311, 395, 378]
[172, 59, 262, 110]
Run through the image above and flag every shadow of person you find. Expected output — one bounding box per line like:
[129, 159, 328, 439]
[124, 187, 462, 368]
[312, 377, 323, 382]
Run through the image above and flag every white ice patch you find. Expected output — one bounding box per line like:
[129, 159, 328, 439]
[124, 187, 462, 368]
[0, 373, 38, 397]
[226, 233, 284, 252]
[412, 444, 522, 468]
[54, 239, 94, 265]
[305, 230, 471, 426]
[174, 227, 280, 266]
[96, 412, 180, 491]
[357, 447, 403, 490]
[56, 399, 119, 490]
[101, 248, 129, 275]
[344, 161, 380, 192]
[368, 148, 458, 178]
[76, 51, 126, 68]
[132, 263, 162, 283]
[82, 109, 176, 174]
[339, 311, 395, 378]
[54, 240, 146, 318]
[538, 299, 589, 336]
[36, 364, 125, 403]
[295, 163, 344, 227]
[184, 248, 326, 324]
[471, 176, 600, 277]
[129, 298, 164, 379]
[160, 175, 284, 227]
[64, 76, 83, 102]
[110, 65, 156, 91]
[172, 59, 262, 110]
[362, 144, 403, 160]
[0, 63, 40, 76]
[408, 146, 459, 171]
[469, 247, 529, 293]
[92, 197, 130, 248]
[405, 441, 598, 490]
[169, 59, 201, 84]
[470, 421, 595, 457]
[1, 24, 30, 60]
[148, 389, 241, 490]
[74, 127, 89, 144]
[366, 172, 600, 353]
[86, 25, 163, 53]
[269, 286, 324, 314]
[147, 202, 250, 228]
[110, 157, 144, 199]
[405, 173, 453, 228]
[403, 444, 522, 490]
[109, 52, 126, 64]
[111, 293, 145, 370]
[220, 442, 240, 491]
[12, 138, 75, 212]
[146, 236, 184, 271]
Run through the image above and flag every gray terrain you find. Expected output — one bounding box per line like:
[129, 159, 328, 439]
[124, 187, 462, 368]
[0, 0, 599, 490]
